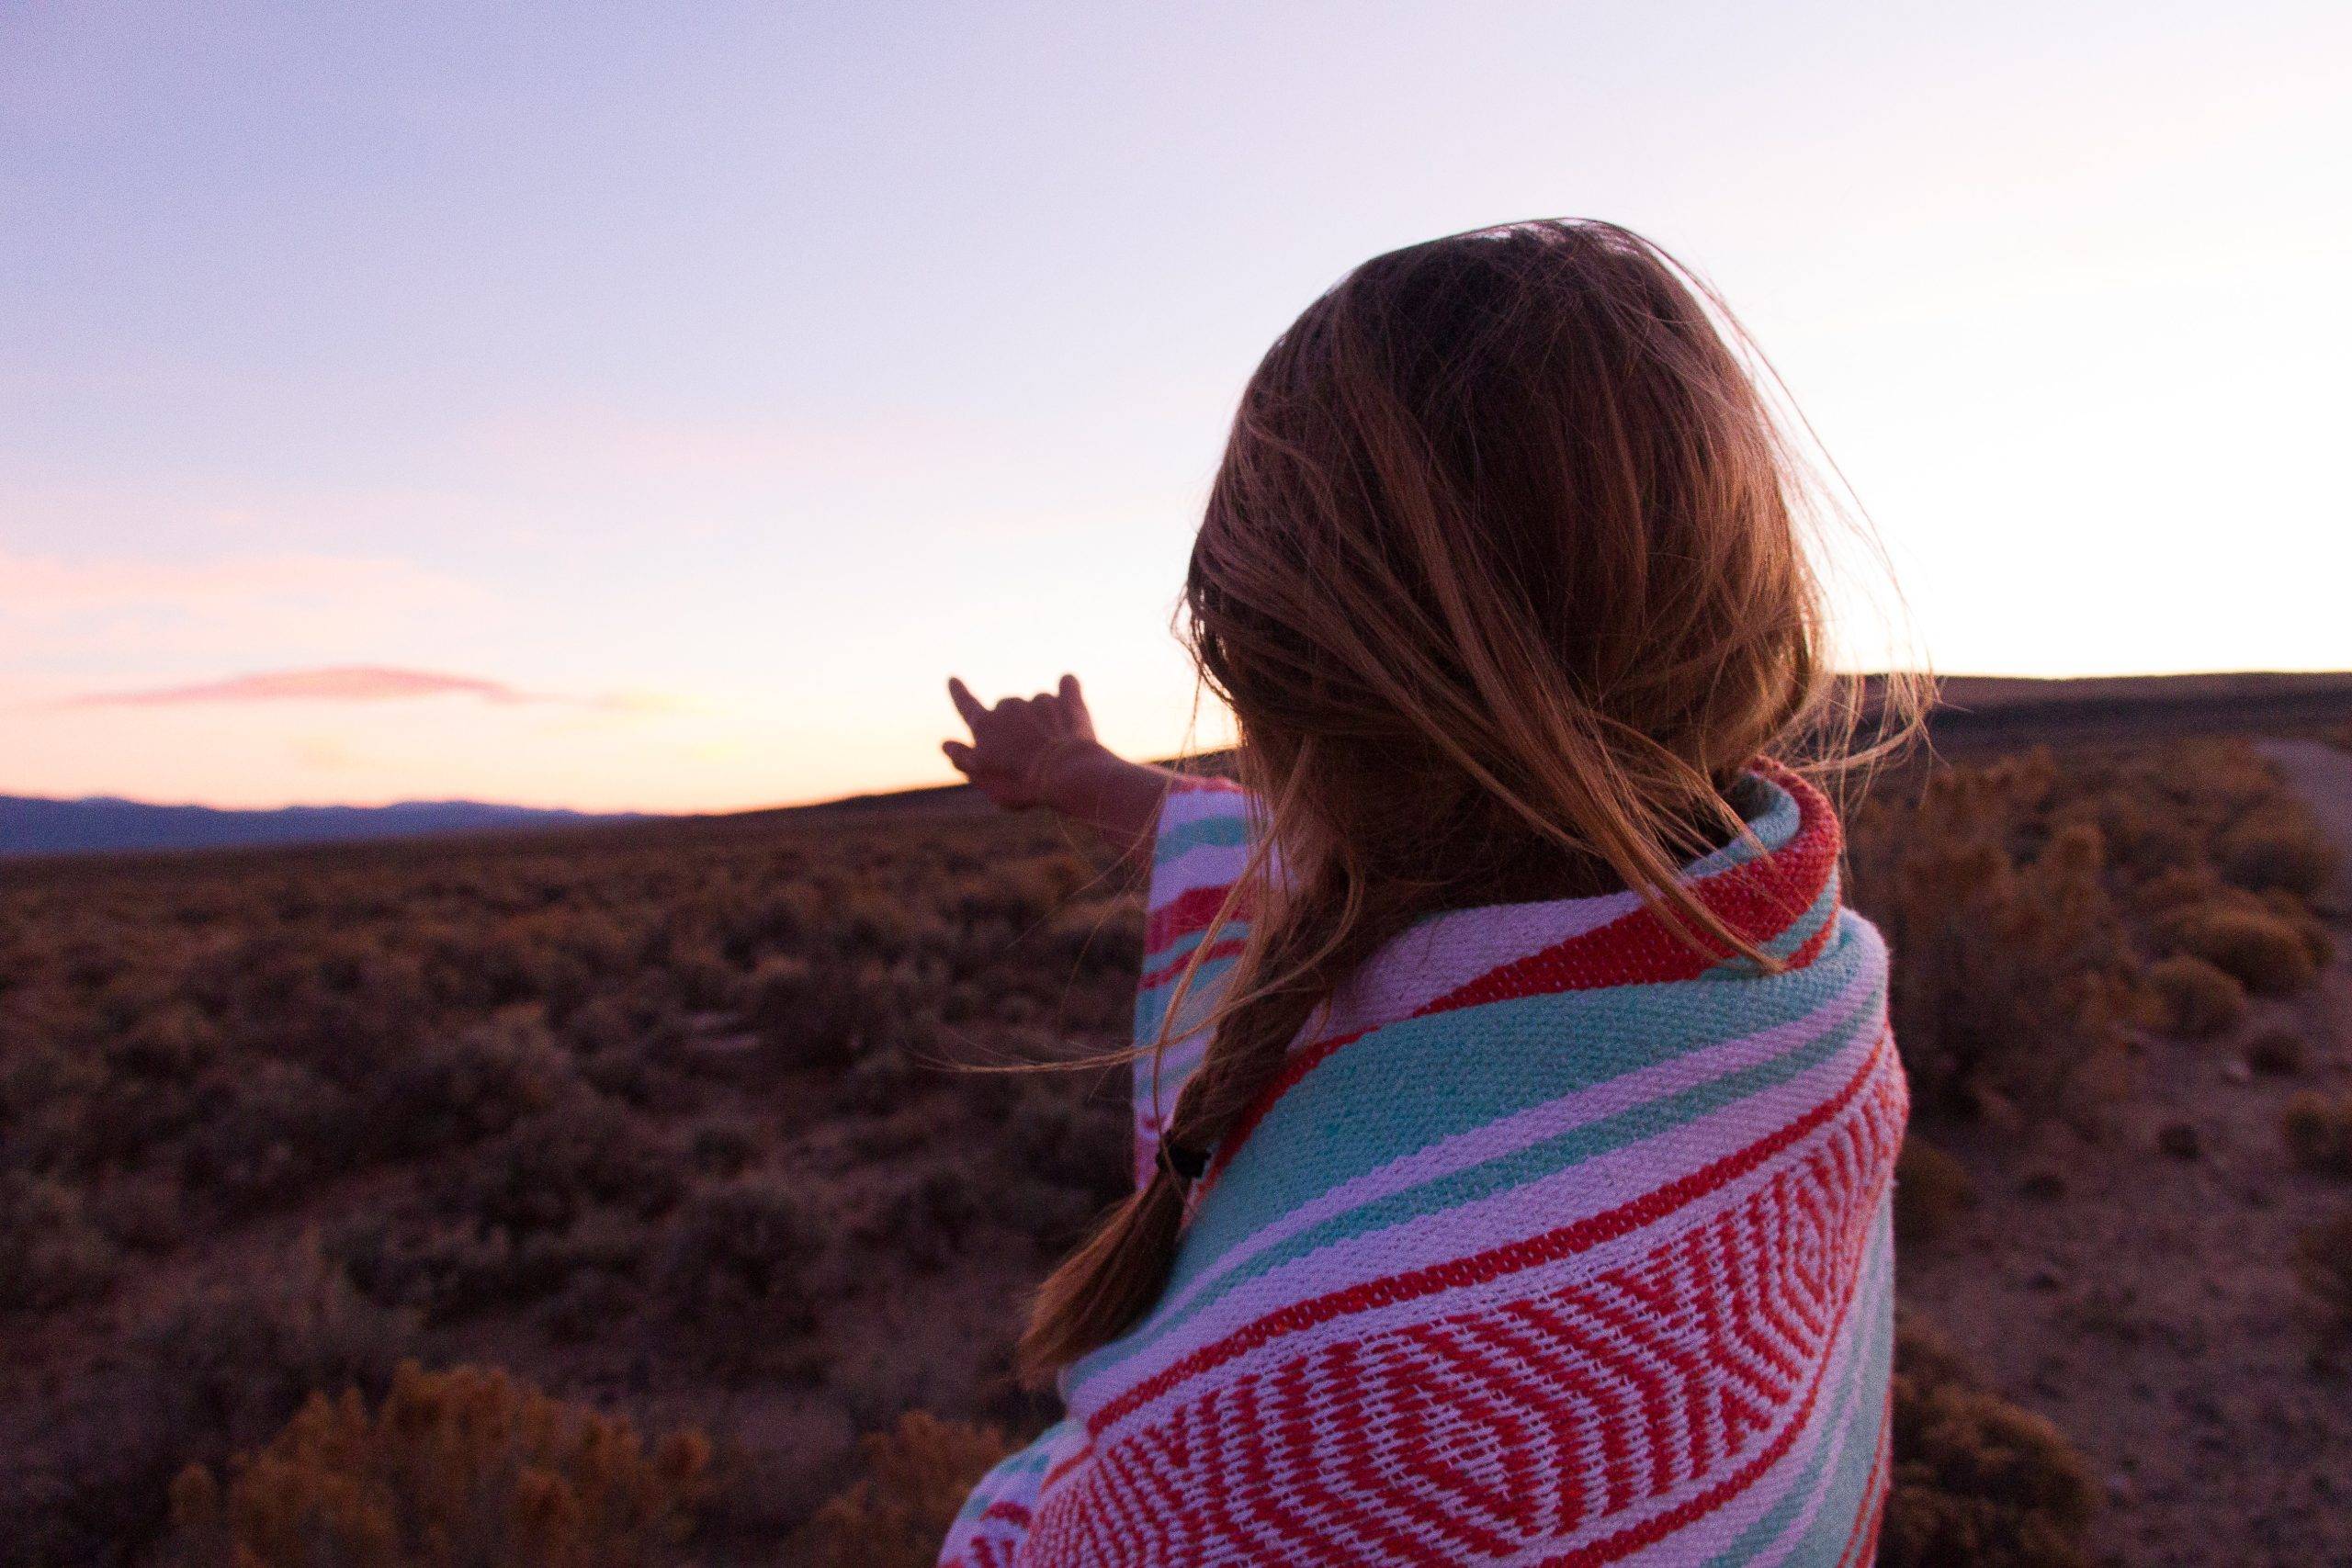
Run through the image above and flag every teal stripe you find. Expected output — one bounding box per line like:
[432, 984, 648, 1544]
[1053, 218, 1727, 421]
[1134, 947, 1246, 1043]
[1181, 920, 1879, 1267]
[1079, 957, 1883, 1383]
[1133, 907, 1250, 982]
[1692, 773, 1804, 874]
[1759, 1202, 1897, 1565]
[952, 1420, 1068, 1522]
[1153, 813, 1253, 864]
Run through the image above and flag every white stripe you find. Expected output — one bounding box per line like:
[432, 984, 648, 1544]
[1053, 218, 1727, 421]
[1146, 840, 1257, 912]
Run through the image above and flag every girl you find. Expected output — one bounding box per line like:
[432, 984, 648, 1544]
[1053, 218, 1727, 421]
[938, 220, 1915, 1566]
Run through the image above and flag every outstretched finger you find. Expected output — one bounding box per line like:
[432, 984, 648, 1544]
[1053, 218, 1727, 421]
[1057, 672, 1081, 705]
[946, 676, 988, 729]
[942, 739, 976, 773]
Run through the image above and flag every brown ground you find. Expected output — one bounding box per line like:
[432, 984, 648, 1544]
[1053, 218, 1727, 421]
[1898, 737, 2352, 1566]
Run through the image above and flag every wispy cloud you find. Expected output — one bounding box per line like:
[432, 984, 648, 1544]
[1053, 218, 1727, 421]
[0, 545, 501, 662]
[66, 665, 557, 709]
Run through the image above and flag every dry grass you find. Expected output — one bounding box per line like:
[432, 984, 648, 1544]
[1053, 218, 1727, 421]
[1847, 754, 2132, 1122]
[795, 1413, 1015, 1568]
[1847, 737, 2336, 1122]
[1883, 1318, 2099, 1568]
[2218, 812, 2339, 901]
[2245, 1028, 2308, 1077]
[164, 1362, 709, 1567]
[2282, 1092, 2352, 1177]
[3, 732, 2333, 1562]
[2158, 901, 2322, 996]
[2296, 1213, 2352, 1328]
[1893, 1135, 1974, 1244]
[0, 805, 1139, 1563]
[2143, 954, 2247, 1040]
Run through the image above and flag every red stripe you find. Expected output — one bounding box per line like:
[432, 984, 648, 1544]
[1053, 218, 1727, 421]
[1527, 1190, 1871, 1568]
[1144, 881, 1250, 954]
[1835, 1391, 1894, 1568]
[1275, 1347, 1469, 1565]
[978, 1500, 1031, 1528]
[1091, 1030, 1891, 1436]
[1138, 936, 1246, 993]
[1169, 774, 1246, 795]
[1041, 1440, 1091, 1495]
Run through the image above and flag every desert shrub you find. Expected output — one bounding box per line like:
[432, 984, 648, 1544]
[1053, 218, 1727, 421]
[795, 1412, 1013, 1568]
[179, 1058, 361, 1206]
[2142, 953, 2246, 1039]
[748, 954, 933, 1071]
[2264, 889, 2336, 966]
[2296, 1213, 2352, 1326]
[2246, 1028, 2307, 1077]
[989, 1174, 1101, 1251]
[1893, 1135, 1973, 1243]
[165, 1361, 710, 1567]
[0, 792, 1295, 1548]
[2130, 864, 2222, 917]
[377, 1009, 580, 1157]
[1883, 1318, 2098, 1568]
[838, 1035, 944, 1115]
[140, 1243, 423, 1456]
[535, 1268, 648, 1344]
[997, 1079, 1130, 1208]
[107, 1001, 224, 1081]
[655, 1173, 830, 1370]
[865, 1168, 984, 1272]
[2283, 1092, 2352, 1176]
[92, 1168, 187, 1253]
[6, 1243, 421, 1565]
[1851, 761, 2132, 1121]
[0, 1170, 121, 1312]
[2048, 785, 2196, 886]
[1035, 896, 1147, 980]
[1, 1036, 130, 1175]
[2160, 901, 2320, 996]
[2218, 809, 2338, 898]
[689, 1120, 758, 1177]
[436, 1096, 682, 1236]
[337, 1209, 649, 1324]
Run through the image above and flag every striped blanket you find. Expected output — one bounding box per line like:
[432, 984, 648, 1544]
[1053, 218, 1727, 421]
[943, 765, 1905, 1567]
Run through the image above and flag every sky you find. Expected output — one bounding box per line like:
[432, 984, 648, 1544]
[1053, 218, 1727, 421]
[4, 1, 2347, 813]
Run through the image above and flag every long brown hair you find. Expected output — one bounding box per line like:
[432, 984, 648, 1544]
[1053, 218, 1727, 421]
[1019, 218, 1921, 1382]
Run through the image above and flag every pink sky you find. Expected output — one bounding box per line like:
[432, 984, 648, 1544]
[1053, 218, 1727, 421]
[5, 1, 2346, 812]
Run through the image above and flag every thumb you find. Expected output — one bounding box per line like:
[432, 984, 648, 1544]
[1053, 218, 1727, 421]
[1057, 673, 1096, 739]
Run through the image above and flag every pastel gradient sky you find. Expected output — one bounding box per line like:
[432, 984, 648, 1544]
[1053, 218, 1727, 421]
[6, 2, 2346, 813]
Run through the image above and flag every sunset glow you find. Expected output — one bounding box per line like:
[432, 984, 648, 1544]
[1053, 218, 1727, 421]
[5, 2, 2346, 812]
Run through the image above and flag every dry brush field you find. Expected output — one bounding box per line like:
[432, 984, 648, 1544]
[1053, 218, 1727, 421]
[4, 729, 2350, 1566]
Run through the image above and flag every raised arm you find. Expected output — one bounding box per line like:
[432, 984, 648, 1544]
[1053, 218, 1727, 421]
[943, 674, 1180, 861]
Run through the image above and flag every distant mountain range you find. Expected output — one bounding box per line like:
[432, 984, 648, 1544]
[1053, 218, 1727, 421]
[10, 671, 2348, 861]
[0, 795, 652, 859]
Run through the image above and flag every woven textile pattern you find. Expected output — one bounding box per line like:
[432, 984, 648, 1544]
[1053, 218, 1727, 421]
[944, 766, 1905, 1566]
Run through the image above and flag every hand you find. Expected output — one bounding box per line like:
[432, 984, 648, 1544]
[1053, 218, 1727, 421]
[944, 673, 1104, 811]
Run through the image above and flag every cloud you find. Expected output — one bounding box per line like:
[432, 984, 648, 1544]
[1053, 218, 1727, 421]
[0, 545, 500, 662]
[64, 665, 549, 709]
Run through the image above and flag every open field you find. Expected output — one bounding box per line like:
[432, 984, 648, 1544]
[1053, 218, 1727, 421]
[5, 683, 2351, 1564]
